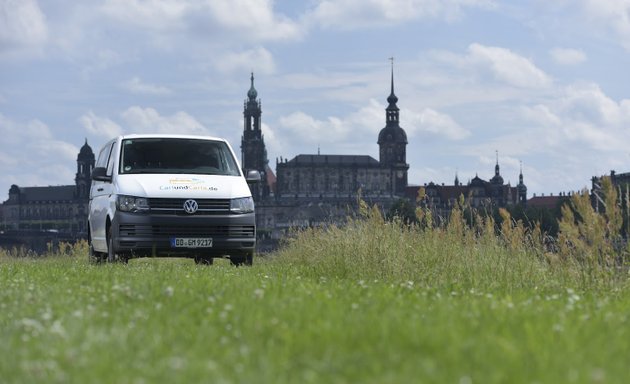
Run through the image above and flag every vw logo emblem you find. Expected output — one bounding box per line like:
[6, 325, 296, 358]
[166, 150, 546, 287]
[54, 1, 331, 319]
[183, 199, 198, 214]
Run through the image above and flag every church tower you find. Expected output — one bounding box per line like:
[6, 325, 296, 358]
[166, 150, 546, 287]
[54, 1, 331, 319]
[377, 60, 409, 195]
[241, 73, 269, 201]
[75, 139, 95, 199]
[490, 151, 504, 185]
[517, 162, 527, 205]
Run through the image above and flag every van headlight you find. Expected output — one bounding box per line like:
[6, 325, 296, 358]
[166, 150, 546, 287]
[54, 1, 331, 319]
[117, 195, 150, 213]
[230, 197, 254, 214]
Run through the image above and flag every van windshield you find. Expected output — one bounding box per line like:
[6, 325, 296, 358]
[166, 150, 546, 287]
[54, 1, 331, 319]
[119, 138, 241, 176]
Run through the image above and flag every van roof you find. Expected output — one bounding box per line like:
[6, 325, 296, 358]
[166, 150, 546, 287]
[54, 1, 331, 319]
[119, 133, 227, 142]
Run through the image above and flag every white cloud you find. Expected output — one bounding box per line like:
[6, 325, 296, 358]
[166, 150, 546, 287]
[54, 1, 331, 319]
[122, 77, 172, 95]
[275, 100, 397, 150]
[120, 106, 208, 135]
[581, 0, 630, 50]
[559, 83, 630, 126]
[551, 83, 630, 151]
[514, 83, 630, 153]
[521, 104, 562, 127]
[275, 99, 467, 156]
[81, 107, 210, 139]
[101, 0, 302, 42]
[80, 111, 123, 138]
[279, 111, 348, 145]
[404, 107, 470, 140]
[260, 122, 281, 161]
[203, 0, 303, 41]
[307, 0, 496, 29]
[550, 47, 587, 65]
[0, 113, 78, 194]
[468, 43, 551, 88]
[100, 0, 189, 31]
[80, 49, 126, 78]
[213, 47, 275, 74]
[0, 0, 48, 54]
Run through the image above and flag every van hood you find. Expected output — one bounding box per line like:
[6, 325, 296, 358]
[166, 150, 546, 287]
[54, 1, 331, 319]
[115, 174, 252, 199]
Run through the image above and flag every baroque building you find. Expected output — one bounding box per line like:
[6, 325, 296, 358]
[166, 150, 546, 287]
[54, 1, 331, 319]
[591, 170, 630, 213]
[241, 70, 530, 244]
[1, 140, 95, 235]
[245, 67, 409, 244]
[407, 154, 527, 221]
[272, 65, 408, 201]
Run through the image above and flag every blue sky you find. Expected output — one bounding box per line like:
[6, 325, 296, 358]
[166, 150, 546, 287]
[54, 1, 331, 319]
[2, 0, 630, 199]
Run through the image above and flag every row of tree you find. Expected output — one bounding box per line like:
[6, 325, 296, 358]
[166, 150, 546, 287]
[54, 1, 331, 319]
[387, 176, 630, 242]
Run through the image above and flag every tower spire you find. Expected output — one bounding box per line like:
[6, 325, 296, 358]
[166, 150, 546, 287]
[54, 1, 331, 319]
[495, 150, 500, 176]
[517, 160, 527, 204]
[247, 72, 257, 100]
[387, 57, 398, 107]
[389, 57, 395, 95]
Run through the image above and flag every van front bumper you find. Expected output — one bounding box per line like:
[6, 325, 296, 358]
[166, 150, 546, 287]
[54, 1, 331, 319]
[111, 211, 256, 258]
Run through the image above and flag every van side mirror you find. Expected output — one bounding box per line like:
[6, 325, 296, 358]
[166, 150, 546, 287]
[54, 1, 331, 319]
[92, 167, 112, 182]
[246, 170, 261, 184]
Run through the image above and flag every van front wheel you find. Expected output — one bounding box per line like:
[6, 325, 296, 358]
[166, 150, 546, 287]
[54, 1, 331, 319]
[194, 256, 213, 265]
[89, 243, 106, 264]
[107, 228, 127, 264]
[230, 252, 253, 266]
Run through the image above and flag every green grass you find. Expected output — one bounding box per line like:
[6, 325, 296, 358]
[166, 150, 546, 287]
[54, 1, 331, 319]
[1, 212, 630, 383]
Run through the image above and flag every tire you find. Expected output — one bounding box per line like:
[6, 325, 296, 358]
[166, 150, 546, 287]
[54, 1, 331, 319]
[106, 227, 127, 264]
[88, 242, 106, 264]
[230, 251, 253, 266]
[194, 256, 213, 265]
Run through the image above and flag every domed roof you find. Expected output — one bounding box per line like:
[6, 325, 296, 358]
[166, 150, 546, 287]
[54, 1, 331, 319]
[387, 92, 398, 105]
[490, 174, 504, 185]
[470, 175, 486, 187]
[378, 61, 407, 145]
[490, 157, 503, 185]
[247, 72, 257, 100]
[378, 125, 407, 144]
[78, 139, 94, 159]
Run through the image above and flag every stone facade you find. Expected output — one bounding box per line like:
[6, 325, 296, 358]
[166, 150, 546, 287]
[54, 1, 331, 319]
[1, 140, 95, 235]
[241, 69, 411, 245]
[240, 71, 532, 245]
[591, 170, 630, 212]
[275, 154, 394, 199]
[406, 159, 527, 222]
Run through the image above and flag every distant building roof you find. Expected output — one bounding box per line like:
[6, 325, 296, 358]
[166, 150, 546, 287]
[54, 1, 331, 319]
[282, 154, 380, 167]
[18, 185, 76, 202]
[426, 185, 470, 200]
[265, 164, 277, 193]
[527, 195, 567, 210]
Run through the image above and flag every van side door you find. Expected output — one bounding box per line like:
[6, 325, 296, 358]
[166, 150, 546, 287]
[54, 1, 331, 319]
[89, 140, 116, 251]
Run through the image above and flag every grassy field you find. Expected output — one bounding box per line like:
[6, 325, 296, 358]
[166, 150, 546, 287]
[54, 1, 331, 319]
[1, 206, 630, 383]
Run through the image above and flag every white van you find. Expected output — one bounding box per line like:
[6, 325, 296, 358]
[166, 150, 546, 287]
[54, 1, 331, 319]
[88, 134, 260, 265]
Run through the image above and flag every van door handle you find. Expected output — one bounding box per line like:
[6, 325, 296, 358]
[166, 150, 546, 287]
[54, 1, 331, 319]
[97, 188, 104, 192]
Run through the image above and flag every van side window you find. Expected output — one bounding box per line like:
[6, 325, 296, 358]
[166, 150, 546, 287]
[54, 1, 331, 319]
[95, 141, 115, 177]
[96, 142, 114, 169]
[105, 142, 116, 176]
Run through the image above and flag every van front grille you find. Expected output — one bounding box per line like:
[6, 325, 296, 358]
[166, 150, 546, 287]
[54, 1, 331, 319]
[147, 198, 231, 215]
[118, 224, 255, 238]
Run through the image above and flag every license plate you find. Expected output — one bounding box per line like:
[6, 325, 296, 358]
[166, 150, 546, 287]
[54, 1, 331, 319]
[170, 238, 213, 248]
